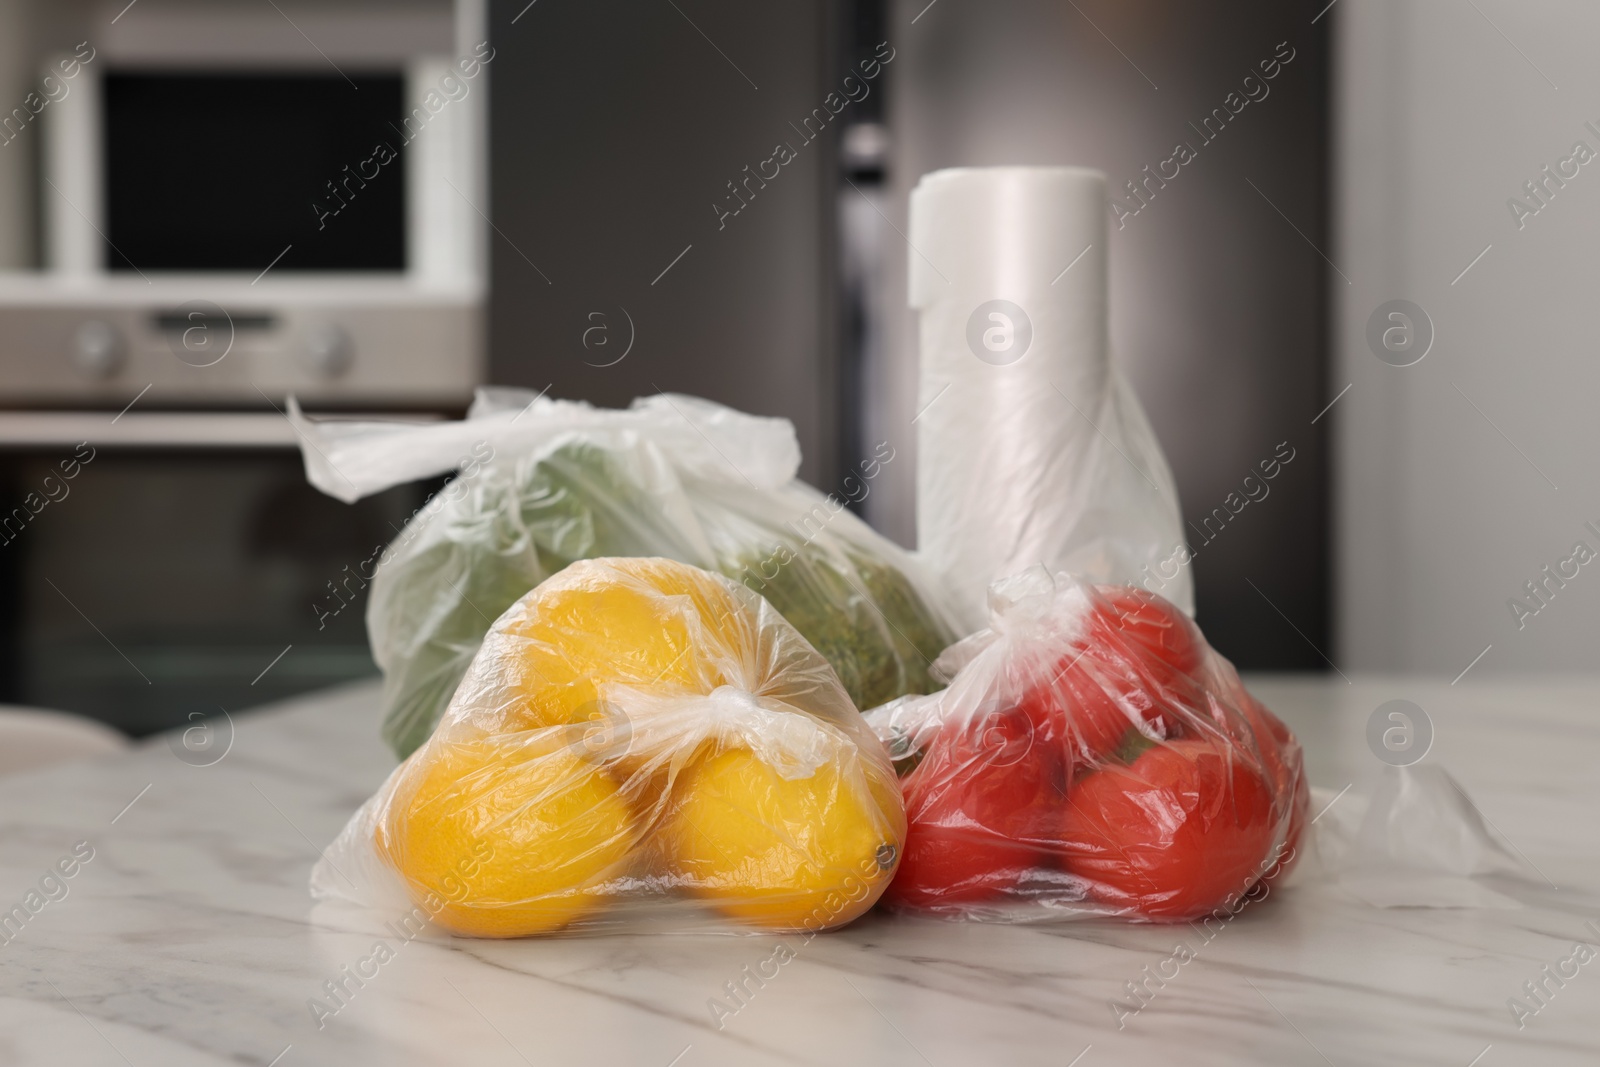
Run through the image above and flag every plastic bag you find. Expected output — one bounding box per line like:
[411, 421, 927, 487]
[1294, 769, 1537, 910]
[909, 166, 1195, 630]
[311, 557, 906, 937]
[864, 567, 1308, 922]
[290, 389, 960, 758]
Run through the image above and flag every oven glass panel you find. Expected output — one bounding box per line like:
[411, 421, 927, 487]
[104, 72, 407, 272]
[0, 451, 428, 736]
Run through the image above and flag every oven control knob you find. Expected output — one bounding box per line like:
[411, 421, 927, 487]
[73, 320, 125, 379]
[304, 324, 354, 379]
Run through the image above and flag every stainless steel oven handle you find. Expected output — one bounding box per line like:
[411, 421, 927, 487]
[0, 411, 437, 449]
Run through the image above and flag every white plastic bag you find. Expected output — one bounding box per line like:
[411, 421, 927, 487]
[909, 166, 1193, 630]
[290, 389, 960, 758]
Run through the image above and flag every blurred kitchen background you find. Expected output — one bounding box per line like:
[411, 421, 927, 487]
[0, 0, 1592, 736]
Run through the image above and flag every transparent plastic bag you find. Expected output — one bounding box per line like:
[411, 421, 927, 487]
[290, 389, 960, 758]
[1293, 768, 1538, 910]
[909, 166, 1195, 630]
[311, 557, 906, 937]
[865, 567, 1309, 922]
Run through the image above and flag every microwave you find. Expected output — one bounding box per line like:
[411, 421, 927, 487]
[0, 0, 486, 409]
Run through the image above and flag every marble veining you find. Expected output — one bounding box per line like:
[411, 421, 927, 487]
[0, 676, 1597, 1066]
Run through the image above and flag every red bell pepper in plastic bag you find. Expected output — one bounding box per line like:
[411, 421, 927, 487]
[866, 569, 1309, 922]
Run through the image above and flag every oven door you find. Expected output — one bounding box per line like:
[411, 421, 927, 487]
[0, 413, 428, 735]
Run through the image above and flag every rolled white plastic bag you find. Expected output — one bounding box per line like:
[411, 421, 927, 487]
[909, 166, 1192, 630]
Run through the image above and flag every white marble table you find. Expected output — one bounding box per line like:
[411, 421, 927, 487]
[1, 675, 1597, 1067]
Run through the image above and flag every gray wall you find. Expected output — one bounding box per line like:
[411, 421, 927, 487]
[487, 0, 839, 488]
[1335, 1, 1600, 674]
[870, 0, 1332, 669]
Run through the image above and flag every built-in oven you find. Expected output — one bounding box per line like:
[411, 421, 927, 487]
[0, 0, 487, 734]
[0, 418, 433, 735]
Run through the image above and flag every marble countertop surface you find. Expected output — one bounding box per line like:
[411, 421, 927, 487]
[1, 675, 1597, 1067]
